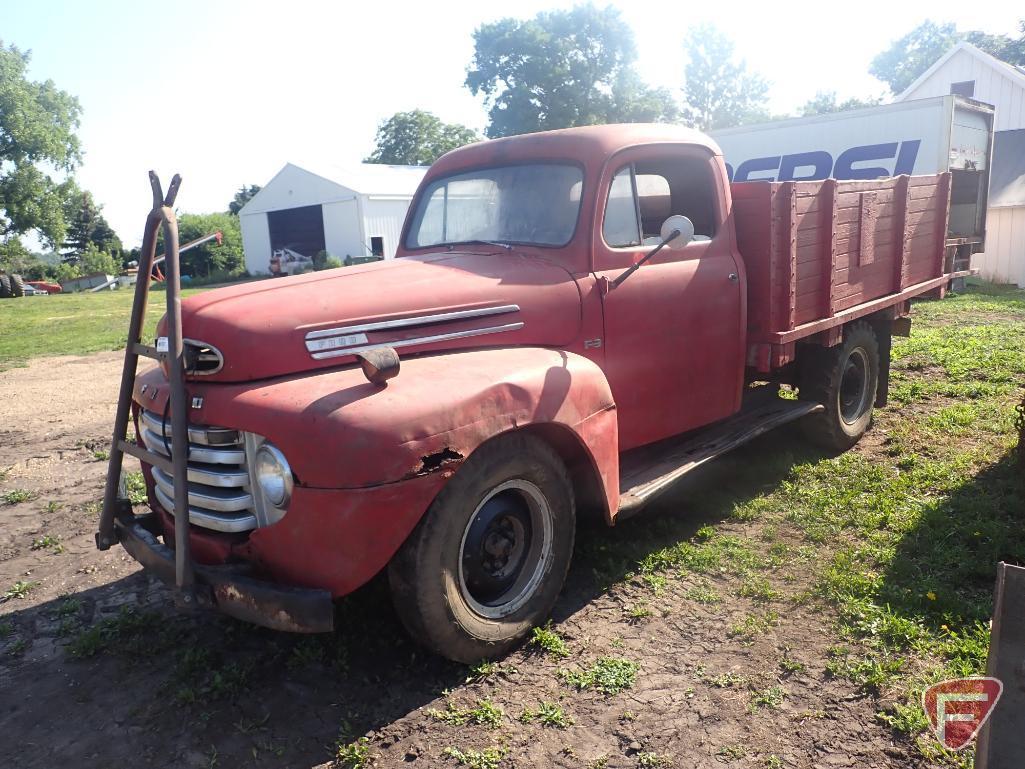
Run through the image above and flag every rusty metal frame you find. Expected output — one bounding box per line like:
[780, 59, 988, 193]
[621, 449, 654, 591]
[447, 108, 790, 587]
[97, 171, 196, 606]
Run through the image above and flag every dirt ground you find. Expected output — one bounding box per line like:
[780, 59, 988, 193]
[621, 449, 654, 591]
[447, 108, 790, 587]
[0, 352, 929, 768]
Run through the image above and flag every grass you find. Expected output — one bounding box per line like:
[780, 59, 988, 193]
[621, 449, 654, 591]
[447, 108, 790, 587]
[30, 534, 63, 554]
[2, 489, 35, 505]
[427, 698, 503, 728]
[442, 746, 507, 769]
[4, 580, 38, 600]
[519, 700, 573, 728]
[0, 286, 209, 370]
[530, 623, 569, 658]
[560, 656, 638, 695]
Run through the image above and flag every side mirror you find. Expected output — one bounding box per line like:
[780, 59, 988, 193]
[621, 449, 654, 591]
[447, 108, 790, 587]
[660, 215, 694, 249]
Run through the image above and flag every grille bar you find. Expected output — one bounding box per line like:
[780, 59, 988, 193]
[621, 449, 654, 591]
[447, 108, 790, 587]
[139, 408, 256, 533]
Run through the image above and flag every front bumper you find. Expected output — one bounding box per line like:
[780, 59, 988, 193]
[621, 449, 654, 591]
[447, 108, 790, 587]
[113, 507, 334, 633]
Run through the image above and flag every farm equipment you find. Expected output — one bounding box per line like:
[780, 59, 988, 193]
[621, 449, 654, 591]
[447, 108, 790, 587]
[0, 272, 26, 298]
[100, 122, 987, 662]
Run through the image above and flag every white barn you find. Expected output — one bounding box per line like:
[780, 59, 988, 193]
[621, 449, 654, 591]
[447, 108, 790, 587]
[896, 42, 1025, 286]
[239, 163, 428, 275]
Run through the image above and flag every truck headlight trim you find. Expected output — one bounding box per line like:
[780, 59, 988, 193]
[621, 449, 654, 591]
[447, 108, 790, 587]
[254, 443, 293, 509]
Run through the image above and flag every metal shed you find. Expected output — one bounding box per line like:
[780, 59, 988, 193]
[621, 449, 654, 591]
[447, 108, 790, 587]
[239, 162, 428, 276]
[896, 42, 1025, 286]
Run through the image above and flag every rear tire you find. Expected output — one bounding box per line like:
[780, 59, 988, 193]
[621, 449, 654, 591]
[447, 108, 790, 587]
[10, 274, 24, 297]
[388, 433, 575, 663]
[799, 321, 880, 452]
[0, 275, 11, 299]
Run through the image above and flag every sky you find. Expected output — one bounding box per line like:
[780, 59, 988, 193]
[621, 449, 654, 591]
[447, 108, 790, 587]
[3, 0, 1021, 248]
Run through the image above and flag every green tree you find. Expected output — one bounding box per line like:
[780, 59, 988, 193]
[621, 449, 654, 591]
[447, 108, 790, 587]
[870, 20, 1025, 94]
[365, 110, 478, 165]
[169, 212, 243, 278]
[0, 41, 82, 248]
[800, 91, 883, 117]
[682, 24, 770, 131]
[62, 189, 122, 257]
[77, 242, 120, 277]
[0, 237, 48, 279]
[228, 184, 261, 215]
[466, 3, 678, 138]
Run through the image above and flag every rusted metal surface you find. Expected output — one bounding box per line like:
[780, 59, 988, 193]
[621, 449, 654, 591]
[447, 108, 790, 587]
[115, 515, 333, 632]
[975, 562, 1025, 768]
[856, 191, 877, 269]
[355, 347, 400, 385]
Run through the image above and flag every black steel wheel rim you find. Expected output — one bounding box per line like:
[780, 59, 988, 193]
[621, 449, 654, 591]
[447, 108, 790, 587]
[839, 347, 870, 424]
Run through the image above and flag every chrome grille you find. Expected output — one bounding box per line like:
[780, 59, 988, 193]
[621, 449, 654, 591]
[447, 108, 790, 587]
[138, 408, 257, 533]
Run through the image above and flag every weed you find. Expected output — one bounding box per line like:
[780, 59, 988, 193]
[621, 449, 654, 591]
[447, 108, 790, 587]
[589, 757, 609, 769]
[738, 576, 779, 603]
[530, 623, 569, 658]
[31, 534, 63, 554]
[124, 471, 147, 504]
[93, 449, 110, 461]
[336, 737, 374, 769]
[67, 606, 164, 658]
[0, 620, 12, 638]
[466, 660, 499, 683]
[519, 700, 573, 728]
[764, 756, 783, 769]
[685, 583, 721, 604]
[6, 638, 28, 656]
[716, 745, 746, 761]
[4, 580, 37, 600]
[560, 656, 638, 695]
[428, 698, 503, 728]
[642, 573, 666, 594]
[727, 610, 779, 641]
[45, 501, 60, 514]
[626, 603, 653, 621]
[2, 489, 35, 505]
[637, 753, 671, 768]
[703, 671, 747, 689]
[442, 746, 507, 769]
[778, 656, 805, 675]
[749, 685, 787, 710]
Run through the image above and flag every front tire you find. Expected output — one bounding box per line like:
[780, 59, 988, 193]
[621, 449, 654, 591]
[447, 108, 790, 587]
[799, 321, 880, 452]
[10, 274, 24, 297]
[388, 433, 575, 663]
[0, 275, 11, 299]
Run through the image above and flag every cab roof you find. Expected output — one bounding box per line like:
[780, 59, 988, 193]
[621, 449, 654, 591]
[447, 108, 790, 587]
[428, 123, 723, 178]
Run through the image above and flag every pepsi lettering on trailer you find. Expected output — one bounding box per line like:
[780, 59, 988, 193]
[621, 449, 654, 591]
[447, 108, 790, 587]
[725, 140, 922, 183]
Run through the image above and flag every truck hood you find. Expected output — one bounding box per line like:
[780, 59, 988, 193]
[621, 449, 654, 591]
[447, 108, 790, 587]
[163, 251, 583, 383]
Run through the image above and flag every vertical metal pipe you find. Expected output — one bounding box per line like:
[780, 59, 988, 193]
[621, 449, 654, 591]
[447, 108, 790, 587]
[161, 207, 196, 598]
[96, 207, 162, 549]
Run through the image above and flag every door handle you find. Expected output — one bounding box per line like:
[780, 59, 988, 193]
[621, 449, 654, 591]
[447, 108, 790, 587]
[728, 272, 739, 282]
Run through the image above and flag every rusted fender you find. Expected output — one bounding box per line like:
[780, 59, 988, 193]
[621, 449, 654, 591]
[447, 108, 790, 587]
[136, 346, 621, 516]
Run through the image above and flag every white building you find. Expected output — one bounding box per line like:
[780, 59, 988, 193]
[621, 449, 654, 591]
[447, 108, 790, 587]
[239, 162, 428, 275]
[896, 42, 1025, 286]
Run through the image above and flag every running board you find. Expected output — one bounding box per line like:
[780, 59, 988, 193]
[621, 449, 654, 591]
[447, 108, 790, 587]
[617, 398, 824, 515]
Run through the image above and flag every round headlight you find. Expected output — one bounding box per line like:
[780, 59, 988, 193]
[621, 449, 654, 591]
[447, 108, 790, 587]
[254, 443, 292, 508]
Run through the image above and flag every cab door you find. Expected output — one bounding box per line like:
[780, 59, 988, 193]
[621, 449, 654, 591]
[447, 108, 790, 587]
[593, 144, 744, 451]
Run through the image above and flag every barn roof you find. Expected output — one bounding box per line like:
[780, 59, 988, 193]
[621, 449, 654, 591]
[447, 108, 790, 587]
[896, 42, 1025, 102]
[287, 161, 428, 197]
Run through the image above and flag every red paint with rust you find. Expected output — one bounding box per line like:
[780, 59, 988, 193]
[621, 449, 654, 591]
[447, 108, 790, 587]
[129, 123, 956, 603]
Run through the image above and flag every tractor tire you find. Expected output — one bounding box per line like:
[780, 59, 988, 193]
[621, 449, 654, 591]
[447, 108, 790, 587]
[0, 275, 11, 299]
[799, 321, 880, 452]
[10, 274, 24, 297]
[388, 432, 575, 663]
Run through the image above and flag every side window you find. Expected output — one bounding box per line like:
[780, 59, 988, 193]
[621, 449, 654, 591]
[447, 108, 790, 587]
[635, 156, 718, 240]
[603, 165, 641, 248]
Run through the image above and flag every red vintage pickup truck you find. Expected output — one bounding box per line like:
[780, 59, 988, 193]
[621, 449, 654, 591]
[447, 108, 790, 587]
[101, 124, 969, 662]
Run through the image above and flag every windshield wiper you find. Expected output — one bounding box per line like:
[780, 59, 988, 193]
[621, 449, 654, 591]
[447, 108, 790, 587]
[449, 239, 513, 252]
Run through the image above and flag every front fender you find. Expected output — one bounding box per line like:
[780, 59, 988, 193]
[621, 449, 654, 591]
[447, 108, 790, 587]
[135, 347, 619, 513]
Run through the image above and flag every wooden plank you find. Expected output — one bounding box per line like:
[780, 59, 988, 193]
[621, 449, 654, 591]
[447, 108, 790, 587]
[856, 192, 877, 268]
[784, 182, 797, 331]
[933, 172, 952, 279]
[892, 175, 912, 291]
[750, 271, 972, 345]
[823, 179, 838, 317]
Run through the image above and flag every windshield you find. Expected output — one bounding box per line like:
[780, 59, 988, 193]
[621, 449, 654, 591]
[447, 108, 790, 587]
[405, 163, 583, 249]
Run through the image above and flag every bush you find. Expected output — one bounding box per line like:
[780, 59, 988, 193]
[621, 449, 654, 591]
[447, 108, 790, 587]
[322, 257, 343, 270]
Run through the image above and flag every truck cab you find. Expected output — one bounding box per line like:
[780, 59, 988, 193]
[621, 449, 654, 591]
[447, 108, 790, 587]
[107, 124, 963, 661]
